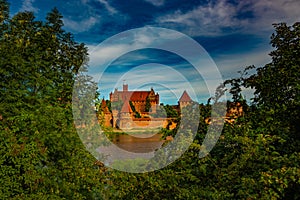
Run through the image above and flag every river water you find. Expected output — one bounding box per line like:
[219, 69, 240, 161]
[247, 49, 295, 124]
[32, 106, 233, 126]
[96, 133, 165, 163]
[112, 133, 164, 153]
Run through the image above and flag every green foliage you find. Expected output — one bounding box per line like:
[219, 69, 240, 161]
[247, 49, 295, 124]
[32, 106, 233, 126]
[129, 101, 141, 118]
[1, 1, 299, 198]
[145, 97, 151, 112]
[134, 111, 141, 118]
[0, 2, 105, 199]
[222, 22, 300, 199]
[106, 100, 112, 112]
[164, 104, 178, 118]
[129, 101, 135, 112]
[0, 0, 9, 24]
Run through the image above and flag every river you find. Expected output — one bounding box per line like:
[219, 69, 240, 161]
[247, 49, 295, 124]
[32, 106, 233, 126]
[96, 133, 165, 164]
[111, 133, 164, 153]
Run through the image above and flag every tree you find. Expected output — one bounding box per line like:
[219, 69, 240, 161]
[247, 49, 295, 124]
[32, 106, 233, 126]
[1, 1, 299, 198]
[223, 22, 300, 199]
[145, 96, 151, 112]
[164, 104, 178, 118]
[0, 2, 105, 198]
[227, 23, 300, 150]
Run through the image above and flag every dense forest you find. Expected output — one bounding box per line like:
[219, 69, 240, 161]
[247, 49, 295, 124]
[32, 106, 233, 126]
[1, 1, 299, 199]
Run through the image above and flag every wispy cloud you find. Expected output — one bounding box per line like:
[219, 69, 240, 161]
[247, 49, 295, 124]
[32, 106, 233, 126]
[61, 0, 125, 33]
[20, 0, 39, 13]
[244, 0, 300, 31]
[144, 0, 165, 7]
[98, 0, 118, 15]
[156, 0, 300, 36]
[87, 44, 133, 67]
[156, 0, 246, 36]
[63, 16, 98, 33]
[87, 27, 180, 67]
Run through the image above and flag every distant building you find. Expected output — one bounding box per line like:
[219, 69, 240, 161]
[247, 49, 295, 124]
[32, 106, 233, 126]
[178, 90, 193, 109]
[110, 84, 159, 114]
[100, 84, 194, 129]
[119, 100, 133, 129]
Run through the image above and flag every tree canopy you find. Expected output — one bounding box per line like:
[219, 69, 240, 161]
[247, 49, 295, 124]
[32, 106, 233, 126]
[0, 1, 104, 199]
[1, 0, 299, 198]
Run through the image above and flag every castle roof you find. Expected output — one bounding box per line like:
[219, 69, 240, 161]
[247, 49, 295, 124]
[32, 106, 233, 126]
[129, 91, 152, 101]
[121, 101, 133, 113]
[179, 90, 192, 102]
[113, 90, 155, 101]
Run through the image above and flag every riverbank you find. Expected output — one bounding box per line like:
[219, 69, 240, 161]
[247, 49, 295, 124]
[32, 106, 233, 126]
[103, 127, 162, 136]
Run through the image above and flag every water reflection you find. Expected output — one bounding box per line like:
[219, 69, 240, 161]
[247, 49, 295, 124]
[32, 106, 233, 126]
[112, 134, 164, 153]
[96, 133, 165, 163]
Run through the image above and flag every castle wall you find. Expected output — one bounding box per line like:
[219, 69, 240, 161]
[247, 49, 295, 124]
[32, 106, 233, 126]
[129, 118, 176, 129]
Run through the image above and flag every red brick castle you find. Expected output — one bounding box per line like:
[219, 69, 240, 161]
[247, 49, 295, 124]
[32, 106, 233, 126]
[99, 84, 193, 129]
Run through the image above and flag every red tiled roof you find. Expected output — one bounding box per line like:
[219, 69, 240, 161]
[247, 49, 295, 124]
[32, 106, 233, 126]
[113, 91, 154, 102]
[129, 91, 151, 101]
[179, 90, 192, 102]
[121, 101, 133, 113]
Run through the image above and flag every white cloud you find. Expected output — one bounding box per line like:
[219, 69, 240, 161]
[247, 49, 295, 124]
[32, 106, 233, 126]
[20, 0, 39, 13]
[156, 0, 300, 36]
[157, 0, 246, 36]
[87, 44, 133, 67]
[63, 16, 98, 32]
[87, 27, 181, 66]
[144, 0, 165, 7]
[245, 0, 300, 31]
[62, 0, 126, 33]
[98, 0, 118, 15]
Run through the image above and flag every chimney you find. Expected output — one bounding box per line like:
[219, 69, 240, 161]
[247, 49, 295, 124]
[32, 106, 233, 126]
[123, 84, 128, 91]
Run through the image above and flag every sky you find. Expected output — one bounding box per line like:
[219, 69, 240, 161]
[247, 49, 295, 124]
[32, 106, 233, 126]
[7, 0, 300, 104]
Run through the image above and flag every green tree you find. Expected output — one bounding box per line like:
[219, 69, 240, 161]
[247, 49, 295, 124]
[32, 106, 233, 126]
[145, 97, 151, 112]
[1, 1, 299, 198]
[164, 104, 178, 118]
[0, 2, 105, 199]
[223, 22, 300, 199]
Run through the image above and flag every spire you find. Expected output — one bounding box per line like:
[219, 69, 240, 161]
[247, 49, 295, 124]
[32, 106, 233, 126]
[123, 83, 128, 91]
[179, 90, 192, 102]
[121, 101, 133, 113]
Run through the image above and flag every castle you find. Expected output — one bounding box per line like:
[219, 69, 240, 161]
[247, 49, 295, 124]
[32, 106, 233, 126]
[99, 84, 193, 129]
[110, 84, 159, 114]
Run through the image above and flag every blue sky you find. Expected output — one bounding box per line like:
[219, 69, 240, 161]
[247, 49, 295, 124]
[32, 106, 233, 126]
[8, 0, 300, 104]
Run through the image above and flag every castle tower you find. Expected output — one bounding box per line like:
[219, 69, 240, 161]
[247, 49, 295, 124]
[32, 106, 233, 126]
[120, 100, 133, 129]
[178, 90, 193, 109]
[123, 84, 128, 92]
